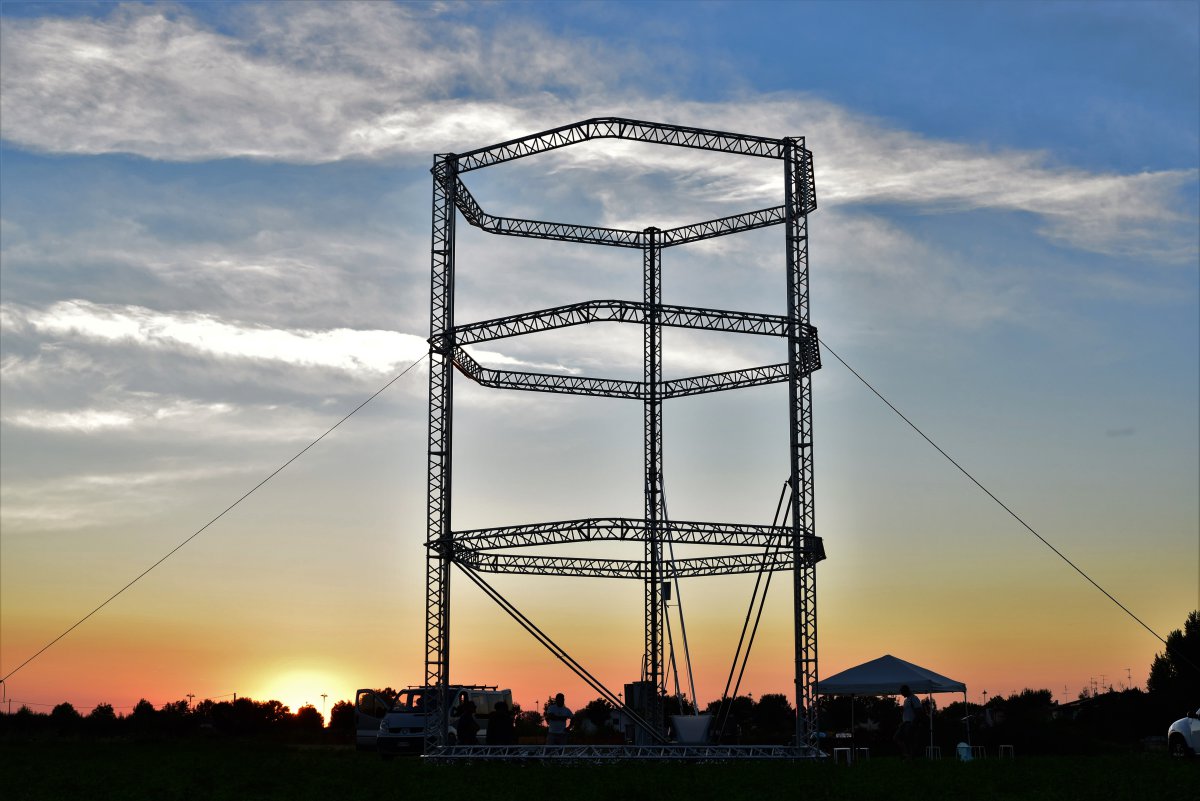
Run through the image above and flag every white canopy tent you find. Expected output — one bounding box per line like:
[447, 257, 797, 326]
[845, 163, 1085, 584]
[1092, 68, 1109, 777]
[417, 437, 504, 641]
[816, 654, 970, 756]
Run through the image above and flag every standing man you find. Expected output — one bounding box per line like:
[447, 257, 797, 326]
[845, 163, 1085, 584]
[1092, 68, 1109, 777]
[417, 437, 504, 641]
[894, 685, 922, 758]
[545, 693, 573, 746]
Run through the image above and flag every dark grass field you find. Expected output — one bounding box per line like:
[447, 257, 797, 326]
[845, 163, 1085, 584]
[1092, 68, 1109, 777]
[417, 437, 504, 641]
[3, 740, 1193, 801]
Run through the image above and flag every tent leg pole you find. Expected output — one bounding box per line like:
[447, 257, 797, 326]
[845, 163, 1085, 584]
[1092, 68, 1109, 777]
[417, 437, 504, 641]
[964, 691, 971, 747]
[929, 693, 934, 752]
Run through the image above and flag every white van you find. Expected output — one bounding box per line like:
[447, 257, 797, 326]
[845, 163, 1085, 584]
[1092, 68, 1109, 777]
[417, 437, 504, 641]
[374, 685, 512, 756]
[354, 688, 395, 750]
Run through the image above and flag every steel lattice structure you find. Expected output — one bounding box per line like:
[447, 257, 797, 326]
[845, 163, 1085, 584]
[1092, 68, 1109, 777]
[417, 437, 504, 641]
[426, 117, 823, 752]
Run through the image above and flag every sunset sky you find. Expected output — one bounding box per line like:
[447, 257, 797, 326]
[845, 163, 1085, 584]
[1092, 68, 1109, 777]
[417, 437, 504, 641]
[1, 1, 1197, 719]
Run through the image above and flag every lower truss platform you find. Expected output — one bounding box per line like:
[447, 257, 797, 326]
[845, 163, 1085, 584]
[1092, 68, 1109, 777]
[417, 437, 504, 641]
[423, 744, 826, 762]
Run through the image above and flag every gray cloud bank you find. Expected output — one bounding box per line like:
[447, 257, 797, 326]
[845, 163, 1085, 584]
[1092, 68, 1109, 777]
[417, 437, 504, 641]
[0, 3, 1195, 531]
[1, 3, 1195, 262]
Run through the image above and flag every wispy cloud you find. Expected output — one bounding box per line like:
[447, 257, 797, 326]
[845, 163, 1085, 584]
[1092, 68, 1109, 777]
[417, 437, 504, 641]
[2, 6, 1193, 263]
[0, 3, 600, 162]
[0, 182, 425, 333]
[5, 407, 140, 433]
[3, 300, 427, 375]
[814, 209, 1031, 331]
[0, 386, 357, 443]
[797, 100, 1198, 260]
[2, 395, 247, 435]
[0, 463, 261, 532]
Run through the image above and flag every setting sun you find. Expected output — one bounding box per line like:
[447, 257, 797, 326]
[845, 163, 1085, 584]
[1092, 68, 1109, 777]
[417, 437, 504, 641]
[247, 667, 346, 721]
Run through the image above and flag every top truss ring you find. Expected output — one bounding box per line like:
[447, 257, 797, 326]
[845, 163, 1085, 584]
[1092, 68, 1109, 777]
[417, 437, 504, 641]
[437, 117, 816, 248]
[451, 117, 795, 172]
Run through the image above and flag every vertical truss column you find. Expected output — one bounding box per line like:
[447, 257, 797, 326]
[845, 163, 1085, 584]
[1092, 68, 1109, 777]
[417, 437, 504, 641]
[426, 153, 458, 749]
[642, 227, 665, 736]
[784, 139, 819, 750]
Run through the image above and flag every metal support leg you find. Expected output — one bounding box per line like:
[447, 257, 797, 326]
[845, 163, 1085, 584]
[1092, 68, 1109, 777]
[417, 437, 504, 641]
[643, 228, 664, 738]
[785, 139, 819, 750]
[425, 154, 458, 751]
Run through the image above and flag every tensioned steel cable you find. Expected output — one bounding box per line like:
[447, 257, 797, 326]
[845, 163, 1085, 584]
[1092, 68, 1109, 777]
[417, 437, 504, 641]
[659, 476, 699, 713]
[0, 354, 429, 684]
[728, 492, 792, 705]
[818, 338, 1188, 662]
[716, 480, 790, 738]
[453, 561, 668, 743]
[664, 614, 683, 700]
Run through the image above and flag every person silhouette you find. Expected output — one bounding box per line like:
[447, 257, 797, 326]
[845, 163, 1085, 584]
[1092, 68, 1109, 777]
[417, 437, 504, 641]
[894, 685, 922, 758]
[486, 700, 516, 745]
[455, 699, 479, 745]
[545, 693, 573, 746]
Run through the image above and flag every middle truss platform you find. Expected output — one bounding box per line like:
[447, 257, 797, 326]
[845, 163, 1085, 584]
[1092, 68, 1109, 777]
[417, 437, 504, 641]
[453, 517, 826, 579]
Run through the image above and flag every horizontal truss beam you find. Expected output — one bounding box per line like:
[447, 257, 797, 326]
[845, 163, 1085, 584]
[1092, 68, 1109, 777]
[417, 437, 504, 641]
[660, 206, 789, 247]
[453, 174, 796, 247]
[452, 347, 810, 399]
[453, 301, 796, 344]
[455, 177, 642, 248]
[448, 517, 796, 551]
[453, 117, 789, 173]
[452, 548, 805, 580]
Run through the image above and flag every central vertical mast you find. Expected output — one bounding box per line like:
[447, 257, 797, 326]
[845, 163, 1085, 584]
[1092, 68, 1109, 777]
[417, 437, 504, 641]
[643, 226, 664, 737]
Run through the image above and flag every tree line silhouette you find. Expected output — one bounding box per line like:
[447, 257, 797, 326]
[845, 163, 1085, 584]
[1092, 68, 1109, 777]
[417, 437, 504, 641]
[0, 696, 337, 743]
[3, 610, 1194, 754]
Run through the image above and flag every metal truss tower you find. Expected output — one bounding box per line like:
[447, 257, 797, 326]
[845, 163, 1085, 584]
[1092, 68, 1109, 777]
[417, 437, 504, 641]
[425, 118, 824, 751]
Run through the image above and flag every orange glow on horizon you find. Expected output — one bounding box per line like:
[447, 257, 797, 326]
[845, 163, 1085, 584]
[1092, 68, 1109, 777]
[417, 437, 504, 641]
[242, 666, 348, 719]
[1, 537, 1188, 716]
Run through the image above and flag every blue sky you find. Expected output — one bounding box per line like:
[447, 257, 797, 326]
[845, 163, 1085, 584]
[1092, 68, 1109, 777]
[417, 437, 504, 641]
[1, 0, 1196, 712]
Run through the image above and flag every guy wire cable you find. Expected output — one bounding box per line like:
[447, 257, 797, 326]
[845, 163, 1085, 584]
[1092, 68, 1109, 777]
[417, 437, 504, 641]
[819, 337, 1196, 675]
[1, 354, 429, 684]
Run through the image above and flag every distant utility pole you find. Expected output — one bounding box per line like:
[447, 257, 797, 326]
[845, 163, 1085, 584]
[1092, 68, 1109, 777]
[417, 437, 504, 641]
[321, 693, 328, 719]
[186, 693, 195, 708]
[1125, 668, 1132, 690]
